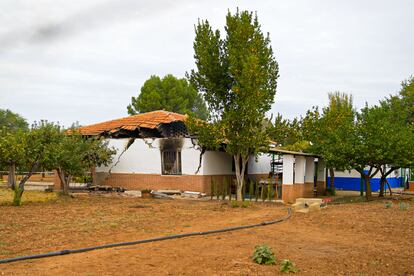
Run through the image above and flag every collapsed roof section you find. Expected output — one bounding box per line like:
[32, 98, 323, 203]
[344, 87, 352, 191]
[78, 110, 188, 138]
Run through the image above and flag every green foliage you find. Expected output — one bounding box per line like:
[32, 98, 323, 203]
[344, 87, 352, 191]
[384, 202, 393, 209]
[279, 259, 299, 273]
[187, 9, 279, 201]
[325, 188, 336, 196]
[399, 202, 409, 210]
[303, 92, 356, 172]
[241, 201, 250, 208]
[141, 189, 152, 193]
[0, 121, 116, 202]
[269, 114, 309, 151]
[127, 74, 208, 120]
[230, 200, 239, 208]
[0, 109, 28, 131]
[252, 245, 276, 265]
[411, 197, 414, 202]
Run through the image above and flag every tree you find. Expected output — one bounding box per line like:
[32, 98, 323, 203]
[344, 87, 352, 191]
[0, 109, 28, 131]
[0, 121, 61, 206]
[188, 9, 279, 201]
[0, 109, 28, 188]
[53, 130, 115, 195]
[127, 74, 208, 120]
[303, 92, 356, 191]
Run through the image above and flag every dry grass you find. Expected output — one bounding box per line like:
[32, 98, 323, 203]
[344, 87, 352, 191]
[1, 194, 413, 275]
[0, 188, 59, 206]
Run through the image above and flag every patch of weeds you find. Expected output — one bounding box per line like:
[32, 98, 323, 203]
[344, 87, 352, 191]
[230, 200, 239, 208]
[109, 222, 119, 228]
[0, 249, 14, 255]
[252, 245, 276, 265]
[241, 201, 250, 208]
[411, 197, 414, 202]
[325, 188, 336, 196]
[384, 202, 393, 209]
[399, 202, 409, 210]
[279, 259, 299, 273]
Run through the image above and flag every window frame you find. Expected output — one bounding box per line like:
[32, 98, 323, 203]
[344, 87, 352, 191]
[161, 149, 182, 175]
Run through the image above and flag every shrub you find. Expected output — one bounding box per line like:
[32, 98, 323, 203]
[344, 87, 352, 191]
[411, 197, 414, 202]
[279, 259, 299, 273]
[399, 202, 409, 210]
[325, 188, 336, 196]
[230, 200, 239, 208]
[384, 202, 393, 209]
[141, 189, 152, 193]
[252, 245, 276, 265]
[241, 201, 250, 208]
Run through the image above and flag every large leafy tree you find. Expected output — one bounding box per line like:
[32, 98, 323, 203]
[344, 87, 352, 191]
[127, 74, 208, 119]
[187, 10, 279, 200]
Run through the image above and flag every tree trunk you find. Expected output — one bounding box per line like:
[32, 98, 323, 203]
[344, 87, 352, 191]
[329, 167, 335, 190]
[364, 174, 372, 200]
[57, 169, 70, 195]
[379, 176, 386, 197]
[7, 163, 16, 190]
[378, 166, 398, 197]
[234, 154, 248, 202]
[12, 187, 24, 206]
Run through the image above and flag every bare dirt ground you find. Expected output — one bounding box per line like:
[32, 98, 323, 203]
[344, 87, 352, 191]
[1, 194, 413, 275]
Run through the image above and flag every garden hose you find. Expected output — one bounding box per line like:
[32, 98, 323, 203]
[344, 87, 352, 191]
[0, 207, 292, 264]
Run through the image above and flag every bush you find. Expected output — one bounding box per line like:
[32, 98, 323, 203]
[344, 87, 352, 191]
[411, 197, 414, 202]
[141, 189, 152, 193]
[230, 200, 239, 208]
[241, 201, 250, 208]
[252, 245, 276, 265]
[325, 188, 336, 196]
[279, 259, 299, 273]
[384, 202, 393, 209]
[399, 202, 409, 210]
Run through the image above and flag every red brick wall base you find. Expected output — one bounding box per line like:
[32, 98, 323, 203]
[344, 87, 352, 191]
[316, 181, 326, 196]
[95, 172, 235, 194]
[304, 182, 314, 198]
[282, 184, 306, 203]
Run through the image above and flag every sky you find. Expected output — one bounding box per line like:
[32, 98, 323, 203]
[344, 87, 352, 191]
[1, 0, 413, 127]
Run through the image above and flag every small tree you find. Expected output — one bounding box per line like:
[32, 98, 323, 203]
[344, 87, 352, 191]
[0, 121, 61, 206]
[188, 9, 279, 201]
[302, 92, 356, 191]
[0, 109, 28, 188]
[53, 130, 115, 195]
[127, 74, 208, 120]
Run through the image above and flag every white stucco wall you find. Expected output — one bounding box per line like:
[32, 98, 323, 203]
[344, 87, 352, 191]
[248, 153, 272, 174]
[96, 138, 233, 176]
[202, 151, 233, 175]
[96, 138, 162, 174]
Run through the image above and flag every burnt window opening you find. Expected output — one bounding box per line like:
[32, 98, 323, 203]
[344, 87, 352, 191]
[161, 150, 182, 175]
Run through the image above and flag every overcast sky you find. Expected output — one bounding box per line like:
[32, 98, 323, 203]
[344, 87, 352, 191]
[1, 0, 413, 126]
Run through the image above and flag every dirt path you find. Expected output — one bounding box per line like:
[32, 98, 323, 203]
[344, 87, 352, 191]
[1, 195, 413, 275]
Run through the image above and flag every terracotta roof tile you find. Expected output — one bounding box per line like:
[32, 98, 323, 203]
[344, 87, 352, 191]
[78, 110, 187, 136]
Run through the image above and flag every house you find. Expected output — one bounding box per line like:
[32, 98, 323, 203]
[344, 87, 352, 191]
[77, 110, 327, 203]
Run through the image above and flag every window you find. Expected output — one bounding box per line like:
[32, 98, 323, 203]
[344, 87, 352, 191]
[161, 150, 182, 175]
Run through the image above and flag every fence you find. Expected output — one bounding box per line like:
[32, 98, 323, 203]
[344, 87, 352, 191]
[210, 177, 282, 202]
